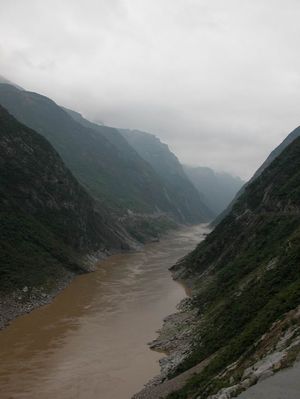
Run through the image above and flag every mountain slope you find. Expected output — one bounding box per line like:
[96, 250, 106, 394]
[150, 136, 300, 399]
[183, 165, 244, 215]
[120, 129, 214, 223]
[0, 104, 129, 296]
[0, 83, 209, 225]
[213, 126, 300, 225]
[0, 75, 23, 90]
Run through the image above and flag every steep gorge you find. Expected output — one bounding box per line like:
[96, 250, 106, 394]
[0, 105, 132, 328]
[136, 134, 300, 399]
[0, 83, 212, 229]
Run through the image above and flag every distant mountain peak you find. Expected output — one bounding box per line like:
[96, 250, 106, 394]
[183, 165, 244, 216]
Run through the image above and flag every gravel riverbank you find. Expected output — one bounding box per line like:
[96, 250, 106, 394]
[132, 297, 200, 398]
[0, 271, 75, 330]
[0, 249, 115, 331]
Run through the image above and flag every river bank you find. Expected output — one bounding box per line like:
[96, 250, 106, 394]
[0, 271, 73, 330]
[0, 224, 207, 399]
[0, 248, 115, 331]
[133, 290, 300, 399]
[0, 214, 176, 331]
[132, 297, 200, 399]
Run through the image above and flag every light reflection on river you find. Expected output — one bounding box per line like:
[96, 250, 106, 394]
[0, 224, 209, 399]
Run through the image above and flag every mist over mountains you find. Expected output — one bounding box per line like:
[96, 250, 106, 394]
[0, 69, 300, 399]
[1, 2, 300, 398]
[1, 71, 300, 399]
[214, 124, 300, 226]
[183, 166, 244, 215]
[0, 77, 241, 304]
[0, 83, 215, 224]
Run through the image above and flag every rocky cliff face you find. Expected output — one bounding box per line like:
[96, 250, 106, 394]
[139, 135, 300, 399]
[120, 129, 214, 223]
[0, 83, 210, 226]
[0, 105, 131, 300]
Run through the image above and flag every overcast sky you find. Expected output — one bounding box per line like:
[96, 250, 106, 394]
[1, 0, 300, 179]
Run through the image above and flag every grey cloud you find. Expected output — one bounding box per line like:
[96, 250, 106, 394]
[1, 0, 300, 179]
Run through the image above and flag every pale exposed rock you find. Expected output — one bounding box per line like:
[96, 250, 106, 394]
[258, 369, 274, 381]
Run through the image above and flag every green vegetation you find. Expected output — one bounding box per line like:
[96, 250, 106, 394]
[0, 83, 212, 224]
[213, 123, 300, 227]
[0, 105, 125, 293]
[0, 210, 80, 292]
[123, 215, 177, 243]
[167, 137, 300, 398]
[120, 129, 214, 222]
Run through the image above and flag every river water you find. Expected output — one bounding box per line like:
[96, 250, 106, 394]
[0, 224, 209, 399]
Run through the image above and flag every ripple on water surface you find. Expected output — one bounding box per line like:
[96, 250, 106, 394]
[0, 224, 210, 399]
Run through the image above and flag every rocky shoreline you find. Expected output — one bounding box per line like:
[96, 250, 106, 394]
[149, 297, 197, 378]
[0, 225, 163, 332]
[0, 270, 75, 330]
[133, 299, 300, 399]
[133, 256, 300, 399]
[132, 295, 200, 399]
[0, 248, 118, 331]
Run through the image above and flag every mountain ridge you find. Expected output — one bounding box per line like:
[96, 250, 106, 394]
[135, 132, 300, 399]
[0, 83, 212, 227]
[0, 104, 133, 328]
[120, 128, 214, 222]
[213, 125, 300, 225]
[183, 165, 244, 215]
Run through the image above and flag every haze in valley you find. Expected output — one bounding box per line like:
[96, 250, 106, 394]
[1, 0, 300, 179]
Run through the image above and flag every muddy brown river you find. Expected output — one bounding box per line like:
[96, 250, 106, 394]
[0, 224, 209, 399]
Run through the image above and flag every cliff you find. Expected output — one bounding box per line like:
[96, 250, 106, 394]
[0, 83, 211, 225]
[0, 105, 131, 327]
[136, 134, 300, 399]
[120, 128, 214, 223]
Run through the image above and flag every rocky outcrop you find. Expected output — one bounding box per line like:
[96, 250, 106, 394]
[207, 306, 300, 399]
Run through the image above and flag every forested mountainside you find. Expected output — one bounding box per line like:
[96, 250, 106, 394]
[213, 125, 300, 225]
[120, 129, 214, 222]
[0, 83, 212, 226]
[146, 135, 300, 399]
[66, 111, 213, 224]
[0, 105, 130, 297]
[183, 165, 244, 215]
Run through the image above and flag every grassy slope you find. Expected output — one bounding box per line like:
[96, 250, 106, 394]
[168, 137, 300, 398]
